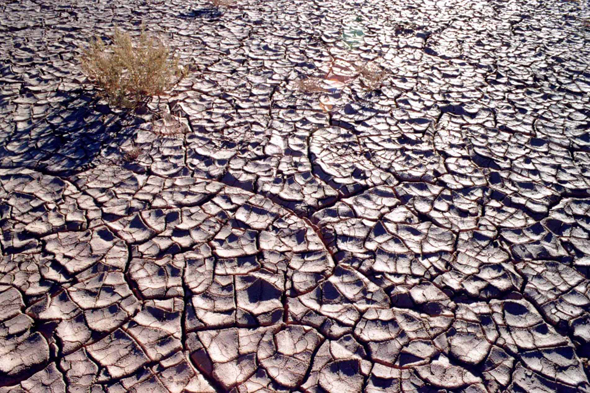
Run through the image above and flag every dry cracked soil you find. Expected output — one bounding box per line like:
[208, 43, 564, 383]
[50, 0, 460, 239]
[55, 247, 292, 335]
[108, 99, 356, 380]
[1, 0, 590, 391]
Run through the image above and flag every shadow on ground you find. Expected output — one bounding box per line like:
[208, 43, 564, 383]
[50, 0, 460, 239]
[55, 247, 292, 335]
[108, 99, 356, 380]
[0, 89, 145, 176]
[178, 8, 223, 20]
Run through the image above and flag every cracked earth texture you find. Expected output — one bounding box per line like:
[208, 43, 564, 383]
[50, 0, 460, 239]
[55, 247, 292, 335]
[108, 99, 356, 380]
[1, 0, 590, 391]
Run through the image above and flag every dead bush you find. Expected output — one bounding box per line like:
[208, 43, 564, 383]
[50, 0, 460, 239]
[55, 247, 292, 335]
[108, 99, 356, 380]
[81, 28, 185, 108]
[152, 113, 189, 138]
[357, 62, 386, 91]
[123, 147, 142, 161]
[211, 0, 235, 7]
[296, 77, 326, 93]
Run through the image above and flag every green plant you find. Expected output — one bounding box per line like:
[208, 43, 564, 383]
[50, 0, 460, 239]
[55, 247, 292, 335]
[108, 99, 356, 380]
[81, 28, 185, 108]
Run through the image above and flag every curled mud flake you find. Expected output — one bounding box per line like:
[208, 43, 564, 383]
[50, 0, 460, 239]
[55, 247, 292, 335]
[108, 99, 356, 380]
[4, 363, 66, 393]
[416, 355, 483, 389]
[0, 314, 50, 379]
[87, 329, 150, 379]
[258, 325, 323, 387]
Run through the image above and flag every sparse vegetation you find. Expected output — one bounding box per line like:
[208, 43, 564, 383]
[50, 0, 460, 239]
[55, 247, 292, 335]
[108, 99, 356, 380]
[296, 77, 326, 93]
[356, 62, 386, 91]
[124, 146, 142, 161]
[211, 0, 235, 7]
[81, 28, 185, 108]
[152, 113, 189, 138]
[296, 60, 386, 94]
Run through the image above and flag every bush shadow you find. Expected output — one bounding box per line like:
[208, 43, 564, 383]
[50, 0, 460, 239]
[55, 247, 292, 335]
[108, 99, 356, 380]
[0, 88, 147, 177]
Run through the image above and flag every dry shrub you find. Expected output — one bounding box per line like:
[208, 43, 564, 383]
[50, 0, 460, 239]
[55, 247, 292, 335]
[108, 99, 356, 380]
[211, 0, 235, 7]
[295, 57, 386, 96]
[296, 77, 326, 93]
[124, 147, 142, 161]
[152, 113, 189, 138]
[357, 62, 386, 91]
[81, 28, 185, 108]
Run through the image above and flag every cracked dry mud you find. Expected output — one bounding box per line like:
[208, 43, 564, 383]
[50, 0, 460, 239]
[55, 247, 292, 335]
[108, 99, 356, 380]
[1, 0, 590, 391]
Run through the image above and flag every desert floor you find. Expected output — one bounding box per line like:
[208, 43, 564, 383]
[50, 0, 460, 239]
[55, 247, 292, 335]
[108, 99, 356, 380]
[1, 0, 590, 391]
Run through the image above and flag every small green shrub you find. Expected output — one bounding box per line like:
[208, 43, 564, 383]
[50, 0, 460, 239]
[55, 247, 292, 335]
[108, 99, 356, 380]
[81, 28, 185, 108]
